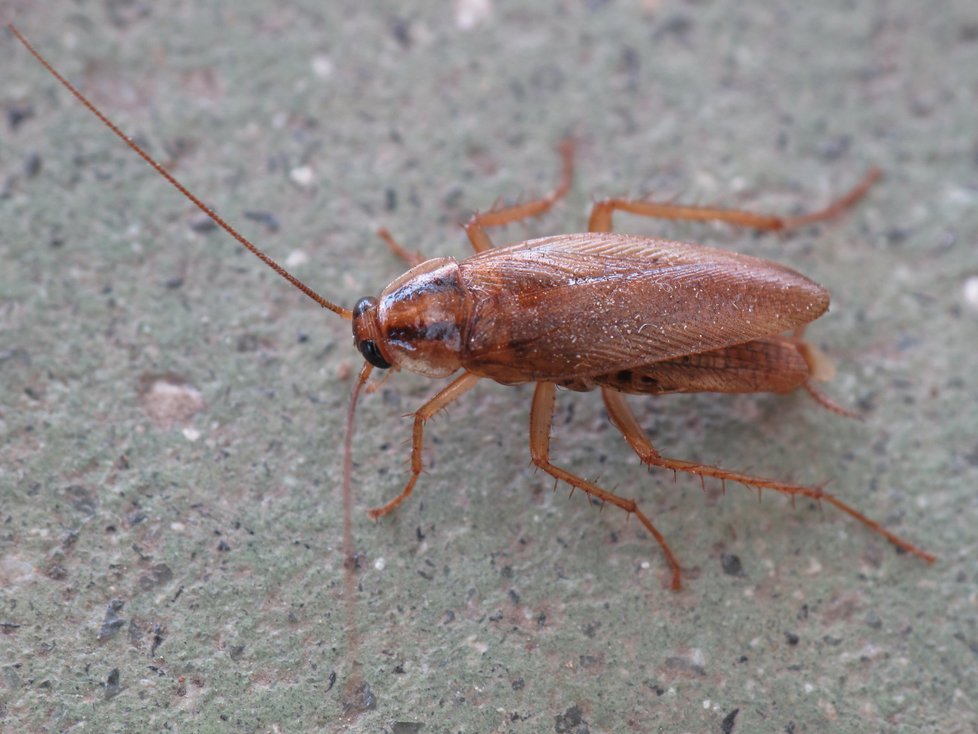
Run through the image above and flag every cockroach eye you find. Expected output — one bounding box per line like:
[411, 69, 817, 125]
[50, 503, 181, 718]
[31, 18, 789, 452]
[358, 339, 391, 369]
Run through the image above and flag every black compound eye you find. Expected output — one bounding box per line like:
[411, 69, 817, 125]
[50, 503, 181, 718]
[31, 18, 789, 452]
[358, 339, 391, 369]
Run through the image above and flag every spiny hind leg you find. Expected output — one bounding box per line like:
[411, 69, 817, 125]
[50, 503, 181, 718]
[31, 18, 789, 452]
[588, 168, 881, 232]
[465, 138, 574, 253]
[367, 372, 480, 519]
[599, 388, 936, 564]
[530, 382, 683, 590]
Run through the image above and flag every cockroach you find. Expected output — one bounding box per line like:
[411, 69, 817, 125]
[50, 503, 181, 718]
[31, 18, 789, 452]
[8, 23, 935, 590]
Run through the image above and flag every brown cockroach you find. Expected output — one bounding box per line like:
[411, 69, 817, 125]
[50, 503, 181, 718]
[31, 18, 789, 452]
[9, 23, 935, 590]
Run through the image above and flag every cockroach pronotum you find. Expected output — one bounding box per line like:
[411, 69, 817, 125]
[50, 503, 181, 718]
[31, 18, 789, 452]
[8, 23, 935, 590]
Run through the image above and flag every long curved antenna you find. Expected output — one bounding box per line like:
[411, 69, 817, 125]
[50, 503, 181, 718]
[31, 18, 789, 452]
[340, 362, 372, 702]
[7, 22, 353, 321]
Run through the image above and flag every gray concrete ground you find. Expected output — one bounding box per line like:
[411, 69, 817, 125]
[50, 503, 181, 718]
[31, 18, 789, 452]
[2, 1, 976, 731]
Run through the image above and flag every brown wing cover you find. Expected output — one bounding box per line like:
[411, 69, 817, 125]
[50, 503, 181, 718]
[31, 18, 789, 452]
[458, 234, 828, 383]
[558, 336, 811, 395]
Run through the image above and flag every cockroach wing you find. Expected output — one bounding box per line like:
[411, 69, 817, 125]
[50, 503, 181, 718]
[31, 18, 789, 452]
[457, 233, 829, 383]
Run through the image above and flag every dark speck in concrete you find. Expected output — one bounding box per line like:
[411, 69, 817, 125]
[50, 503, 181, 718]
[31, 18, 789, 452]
[243, 210, 280, 232]
[128, 619, 142, 645]
[150, 624, 166, 656]
[7, 103, 34, 130]
[190, 215, 218, 233]
[721, 553, 744, 576]
[579, 655, 600, 669]
[343, 680, 377, 714]
[138, 563, 173, 591]
[390, 17, 412, 48]
[816, 135, 851, 160]
[646, 680, 666, 696]
[720, 707, 740, 734]
[24, 152, 41, 177]
[61, 528, 80, 549]
[653, 14, 693, 41]
[554, 704, 588, 734]
[97, 600, 126, 642]
[391, 723, 424, 734]
[104, 668, 123, 700]
[65, 485, 97, 516]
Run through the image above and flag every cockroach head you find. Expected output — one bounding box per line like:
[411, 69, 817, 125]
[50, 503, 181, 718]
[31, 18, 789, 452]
[351, 258, 467, 377]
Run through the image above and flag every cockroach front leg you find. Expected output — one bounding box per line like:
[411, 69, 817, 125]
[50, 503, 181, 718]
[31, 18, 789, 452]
[464, 138, 575, 253]
[367, 372, 481, 520]
[588, 168, 881, 232]
[600, 388, 937, 564]
[530, 382, 684, 590]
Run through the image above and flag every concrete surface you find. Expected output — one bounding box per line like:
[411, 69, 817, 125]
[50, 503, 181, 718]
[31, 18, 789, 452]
[2, 1, 976, 732]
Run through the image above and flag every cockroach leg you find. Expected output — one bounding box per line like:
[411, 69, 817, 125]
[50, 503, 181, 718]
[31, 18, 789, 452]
[376, 227, 425, 267]
[530, 382, 683, 590]
[464, 138, 575, 253]
[587, 167, 882, 233]
[788, 337, 861, 419]
[782, 168, 882, 229]
[801, 380, 862, 420]
[363, 369, 395, 395]
[599, 388, 937, 565]
[366, 372, 481, 520]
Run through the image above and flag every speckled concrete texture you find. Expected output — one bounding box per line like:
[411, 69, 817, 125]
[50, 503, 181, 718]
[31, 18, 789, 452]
[2, 2, 976, 731]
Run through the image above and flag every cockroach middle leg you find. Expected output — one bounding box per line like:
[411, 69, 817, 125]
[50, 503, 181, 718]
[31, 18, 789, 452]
[366, 372, 481, 520]
[376, 227, 425, 267]
[464, 138, 574, 252]
[530, 382, 684, 590]
[587, 167, 882, 233]
[599, 388, 937, 565]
